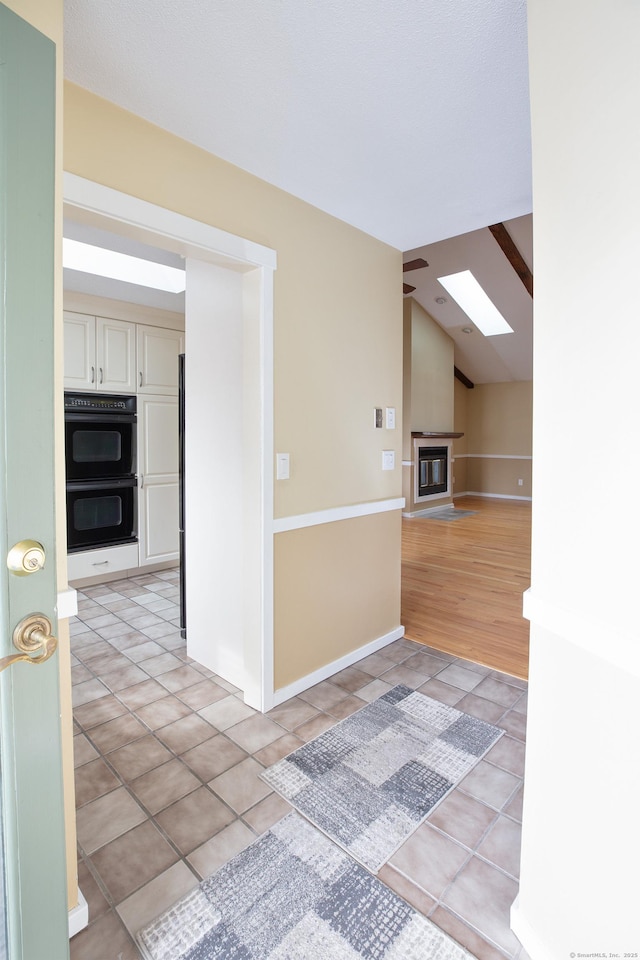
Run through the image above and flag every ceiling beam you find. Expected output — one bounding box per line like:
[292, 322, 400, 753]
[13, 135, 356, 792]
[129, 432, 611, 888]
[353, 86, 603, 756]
[454, 366, 474, 389]
[403, 283, 416, 294]
[488, 223, 533, 297]
[402, 258, 429, 272]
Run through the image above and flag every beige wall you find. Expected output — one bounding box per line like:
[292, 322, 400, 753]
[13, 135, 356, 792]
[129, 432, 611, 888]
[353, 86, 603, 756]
[274, 511, 401, 689]
[456, 380, 532, 499]
[402, 298, 455, 511]
[452, 377, 468, 495]
[63, 291, 185, 331]
[62, 89, 403, 687]
[64, 83, 403, 519]
[467, 381, 532, 454]
[402, 297, 454, 457]
[465, 457, 531, 498]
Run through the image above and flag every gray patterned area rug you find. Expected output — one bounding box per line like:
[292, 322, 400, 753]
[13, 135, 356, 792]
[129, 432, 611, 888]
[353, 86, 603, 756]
[424, 509, 476, 521]
[137, 811, 472, 960]
[261, 685, 502, 872]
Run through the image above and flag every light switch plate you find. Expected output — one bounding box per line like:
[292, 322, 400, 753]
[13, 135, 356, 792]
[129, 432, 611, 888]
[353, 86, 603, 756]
[386, 407, 396, 429]
[382, 450, 395, 471]
[276, 453, 290, 480]
[374, 407, 383, 428]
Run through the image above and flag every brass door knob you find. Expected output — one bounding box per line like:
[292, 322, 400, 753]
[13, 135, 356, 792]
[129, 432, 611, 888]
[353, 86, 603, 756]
[0, 614, 58, 674]
[7, 539, 46, 576]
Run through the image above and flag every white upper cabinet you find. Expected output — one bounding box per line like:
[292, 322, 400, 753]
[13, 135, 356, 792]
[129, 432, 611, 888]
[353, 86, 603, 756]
[63, 311, 136, 393]
[137, 325, 184, 395]
[63, 312, 96, 390]
[96, 317, 137, 392]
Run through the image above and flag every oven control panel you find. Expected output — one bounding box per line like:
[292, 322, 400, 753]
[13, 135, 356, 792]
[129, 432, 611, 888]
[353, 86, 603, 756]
[64, 392, 136, 414]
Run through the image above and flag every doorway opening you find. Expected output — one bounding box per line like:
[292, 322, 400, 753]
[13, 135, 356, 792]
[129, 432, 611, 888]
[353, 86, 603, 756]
[63, 173, 276, 712]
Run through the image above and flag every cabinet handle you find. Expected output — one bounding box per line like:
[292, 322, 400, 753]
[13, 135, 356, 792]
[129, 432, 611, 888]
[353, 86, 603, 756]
[91, 365, 95, 384]
[139, 371, 143, 388]
[91, 560, 109, 567]
[99, 367, 103, 384]
[140, 474, 144, 489]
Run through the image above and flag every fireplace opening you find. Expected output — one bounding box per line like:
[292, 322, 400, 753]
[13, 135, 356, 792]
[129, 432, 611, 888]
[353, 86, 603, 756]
[417, 445, 448, 497]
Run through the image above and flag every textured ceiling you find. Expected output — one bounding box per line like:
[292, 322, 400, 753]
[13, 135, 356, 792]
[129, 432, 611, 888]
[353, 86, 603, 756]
[63, 0, 532, 251]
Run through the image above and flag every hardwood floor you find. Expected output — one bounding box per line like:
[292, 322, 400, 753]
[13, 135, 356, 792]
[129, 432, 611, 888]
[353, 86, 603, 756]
[401, 496, 531, 679]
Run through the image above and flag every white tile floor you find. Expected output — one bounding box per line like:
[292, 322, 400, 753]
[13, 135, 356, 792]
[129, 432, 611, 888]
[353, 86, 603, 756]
[70, 569, 529, 960]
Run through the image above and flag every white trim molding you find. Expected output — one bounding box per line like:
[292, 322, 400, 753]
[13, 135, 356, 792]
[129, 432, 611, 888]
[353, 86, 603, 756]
[459, 491, 532, 502]
[68, 889, 88, 938]
[456, 453, 532, 460]
[63, 173, 276, 271]
[523, 587, 640, 678]
[64, 173, 276, 713]
[272, 625, 405, 707]
[273, 498, 405, 534]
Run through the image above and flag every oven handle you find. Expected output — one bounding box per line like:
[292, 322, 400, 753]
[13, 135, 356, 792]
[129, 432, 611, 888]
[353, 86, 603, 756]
[66, 476, 137, 492]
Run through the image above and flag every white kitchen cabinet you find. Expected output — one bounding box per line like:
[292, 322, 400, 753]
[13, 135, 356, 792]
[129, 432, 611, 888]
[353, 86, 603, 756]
[67, 542, 139, 583]
[63, 311, 136, 393]
[137, 325, 184, 395]
[137, 395, 180, 566]
[63, 312, 96, 390]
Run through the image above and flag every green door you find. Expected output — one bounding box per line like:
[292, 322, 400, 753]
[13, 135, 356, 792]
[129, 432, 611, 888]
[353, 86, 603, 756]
[0, 5, 69, 959]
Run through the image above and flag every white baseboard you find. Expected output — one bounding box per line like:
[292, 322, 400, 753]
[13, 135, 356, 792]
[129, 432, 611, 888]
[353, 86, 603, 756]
[68, 888, 88, 938]
[455, 490, 532, 502]
[272, 625, 405, 707]
[510, 895, 553, 960]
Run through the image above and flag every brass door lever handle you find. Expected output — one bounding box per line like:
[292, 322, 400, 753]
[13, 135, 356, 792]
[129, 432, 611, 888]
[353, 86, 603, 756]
[0, 614, 58, 674]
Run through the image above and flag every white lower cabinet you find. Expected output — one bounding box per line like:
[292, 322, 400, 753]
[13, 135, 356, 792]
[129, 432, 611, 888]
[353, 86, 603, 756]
[67, 542, 139, 582]
[138, 395, 179, 565]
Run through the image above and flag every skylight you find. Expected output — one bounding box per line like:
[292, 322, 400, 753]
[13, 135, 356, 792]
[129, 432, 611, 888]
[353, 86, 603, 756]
[63, 238, 186, 293]
[437, 270, 513, 336]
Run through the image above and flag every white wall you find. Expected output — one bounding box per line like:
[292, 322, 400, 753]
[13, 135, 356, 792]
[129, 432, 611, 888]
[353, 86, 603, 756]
[516, 1, 640, 955]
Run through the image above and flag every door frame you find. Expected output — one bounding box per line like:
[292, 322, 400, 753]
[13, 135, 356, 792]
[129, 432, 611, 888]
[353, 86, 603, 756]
[63, 172, 276, 711]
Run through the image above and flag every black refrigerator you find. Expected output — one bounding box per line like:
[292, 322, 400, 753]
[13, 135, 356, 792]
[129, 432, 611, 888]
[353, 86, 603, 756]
[178, 353, 186, 638]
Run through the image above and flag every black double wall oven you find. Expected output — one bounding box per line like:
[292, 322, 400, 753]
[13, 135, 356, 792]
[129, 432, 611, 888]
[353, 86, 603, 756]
[64, 392, 138, 552]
